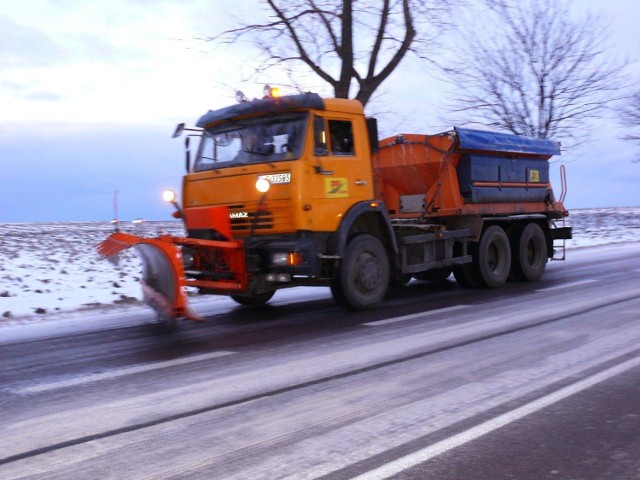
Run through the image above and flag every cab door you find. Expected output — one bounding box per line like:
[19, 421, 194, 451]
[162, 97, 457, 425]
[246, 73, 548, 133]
[305, 114, 374, 232]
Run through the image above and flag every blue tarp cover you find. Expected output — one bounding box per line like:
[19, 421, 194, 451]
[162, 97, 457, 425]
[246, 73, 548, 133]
[455, 127, 561, 156]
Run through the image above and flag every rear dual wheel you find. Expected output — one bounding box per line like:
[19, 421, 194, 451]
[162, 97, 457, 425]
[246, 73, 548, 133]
[510, 222, 548, 282]
[453, 260, 484, 289]
[453, 225, 511, 288]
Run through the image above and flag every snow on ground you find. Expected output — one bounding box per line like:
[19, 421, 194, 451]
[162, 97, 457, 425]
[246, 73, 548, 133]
[0, 221, 183, 322]
[1, 207, 639, 326]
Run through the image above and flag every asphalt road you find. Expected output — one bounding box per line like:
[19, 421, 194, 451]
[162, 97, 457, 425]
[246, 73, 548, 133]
[1, 242, 639, 479]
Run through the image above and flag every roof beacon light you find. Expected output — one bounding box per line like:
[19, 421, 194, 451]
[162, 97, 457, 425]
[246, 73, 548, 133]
[236, 90, 249, 103]
[264, 84, 281, 98]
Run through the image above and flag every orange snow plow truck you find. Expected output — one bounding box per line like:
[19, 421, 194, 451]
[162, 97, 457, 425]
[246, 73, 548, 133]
[98, 91, 571, 325]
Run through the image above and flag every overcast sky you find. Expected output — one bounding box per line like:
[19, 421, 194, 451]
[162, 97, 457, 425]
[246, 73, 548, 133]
[1, 0, 639, 223]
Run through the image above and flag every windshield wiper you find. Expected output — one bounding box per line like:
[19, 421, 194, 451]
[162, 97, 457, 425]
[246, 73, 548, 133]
[237, 151, 277, 168]
[243, 149, 272, 157]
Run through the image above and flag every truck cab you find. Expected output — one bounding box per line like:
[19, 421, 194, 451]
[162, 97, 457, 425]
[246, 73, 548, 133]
[186, 94, 375, 236]
[179, 92, 391, 305]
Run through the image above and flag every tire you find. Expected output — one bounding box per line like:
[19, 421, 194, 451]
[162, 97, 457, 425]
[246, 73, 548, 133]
[452, 242, 484, 289]
[331, 234, 390, 310]
[510, 222, 547, 282]
[475, 225, 511, 288]
[453, 254, 484, 289]
[414, 267, 452, 282]
[230, 290, 275, 306]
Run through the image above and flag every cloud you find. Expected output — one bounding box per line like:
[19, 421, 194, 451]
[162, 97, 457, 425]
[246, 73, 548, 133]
[0, 14, 69, 67]
[0, 11, 141, 68]
[0, 8, 144, 111]
[0, 80, 64, 102]
[22, 90, 65, 102]
[0, 1, 230, 124]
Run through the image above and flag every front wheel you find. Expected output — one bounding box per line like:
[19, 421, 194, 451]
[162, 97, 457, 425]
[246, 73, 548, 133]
[230, 290, 275, 306]
[331, 234, 390, 310]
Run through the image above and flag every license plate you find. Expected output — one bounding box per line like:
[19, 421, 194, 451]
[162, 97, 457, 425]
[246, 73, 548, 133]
[259, 173, 291, 184]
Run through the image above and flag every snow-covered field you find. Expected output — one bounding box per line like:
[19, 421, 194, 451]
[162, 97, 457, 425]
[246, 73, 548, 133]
[1, 207, 639, 325]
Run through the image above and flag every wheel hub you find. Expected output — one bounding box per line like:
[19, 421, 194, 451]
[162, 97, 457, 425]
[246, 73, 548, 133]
[355, 252, 380, 291]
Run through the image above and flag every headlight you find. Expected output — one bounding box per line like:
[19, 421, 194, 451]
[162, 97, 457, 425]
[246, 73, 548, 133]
[256, 178, 270, 193]
[271, 252, 303, 266]
[162, 189, 177, 203]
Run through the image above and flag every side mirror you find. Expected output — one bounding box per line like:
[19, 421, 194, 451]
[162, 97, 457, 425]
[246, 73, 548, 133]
[172, 123, 185, 138]
[366, 117, 379, 152]
[185, 136, 191, 172]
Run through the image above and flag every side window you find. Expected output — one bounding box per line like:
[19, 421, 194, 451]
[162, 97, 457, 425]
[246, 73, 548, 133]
[313, 116, 328, 156]
[328, 120, 355, 156]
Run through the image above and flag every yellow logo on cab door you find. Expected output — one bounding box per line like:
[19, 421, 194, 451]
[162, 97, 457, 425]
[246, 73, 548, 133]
[325, 178, 349, 198]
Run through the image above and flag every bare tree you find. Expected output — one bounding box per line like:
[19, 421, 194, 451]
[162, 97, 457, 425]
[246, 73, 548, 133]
[443, 0, 626, 144]
[619, 92, 640, 160]
[209, 0, 458, 107]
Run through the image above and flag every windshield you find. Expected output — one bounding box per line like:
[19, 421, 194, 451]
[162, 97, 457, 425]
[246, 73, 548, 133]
[194, 112, 308, 171]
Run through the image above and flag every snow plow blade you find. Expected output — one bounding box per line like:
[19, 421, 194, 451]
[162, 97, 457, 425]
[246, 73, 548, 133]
[97, 232, 200, 323]
[98, 229, 249, 324]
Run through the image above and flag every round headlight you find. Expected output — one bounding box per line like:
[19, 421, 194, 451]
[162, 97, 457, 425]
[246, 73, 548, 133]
[256, 178, 270, 193]
[162, 189, 177, 203]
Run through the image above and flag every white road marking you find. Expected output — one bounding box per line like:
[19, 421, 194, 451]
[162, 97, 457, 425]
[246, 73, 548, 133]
[536, 279, 598, 292]
[350, 354, 640, 480]
[12, 350, 235, 394]
[363, 305, 469, 326]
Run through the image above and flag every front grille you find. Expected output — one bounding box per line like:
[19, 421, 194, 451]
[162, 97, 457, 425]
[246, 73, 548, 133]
[228, 200, 293, 236]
